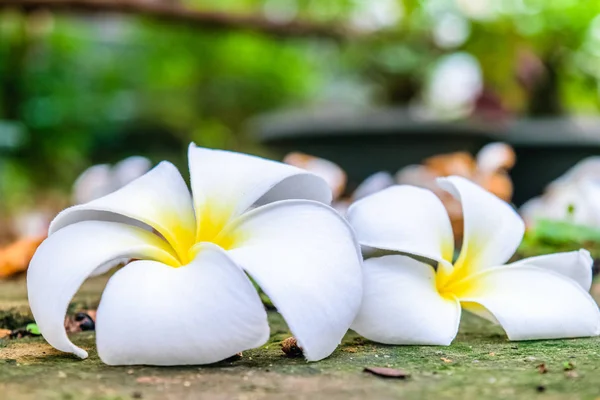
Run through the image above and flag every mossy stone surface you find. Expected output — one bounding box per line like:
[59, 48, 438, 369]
[1, 276, 600, 399]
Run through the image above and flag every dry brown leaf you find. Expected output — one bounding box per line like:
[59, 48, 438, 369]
[363, 366, 410, 379]
[476, 173, 513, 202]
[440, 357, 453, 363]
[0, 236, 45, 279]
[281, 337, 303, 357]
[424, 152, 476, 178]
[537, 363, 548, 374]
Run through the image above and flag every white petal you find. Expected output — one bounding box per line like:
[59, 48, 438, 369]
[438, 176, 524, 274]
[51, 162, 196, 261]
[508, 250, 593, 291]
[223, 200, 362, 361]
[188, 144, 331, 225]
[27, 221, 179, 359]
[347, 185, 455, 264]
[455, 266, 600, 340]
[352, 255, 461, 345]
[96, 244, 269, 366]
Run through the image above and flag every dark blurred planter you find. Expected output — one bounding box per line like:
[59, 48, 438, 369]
[250, 108, 600, 205]
[505, 118, 600, 205]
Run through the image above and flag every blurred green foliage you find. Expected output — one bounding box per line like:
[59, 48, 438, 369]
[351, 0, 600, 112]
[519, 219, 600, 260]
[1, 0, 600, 209]
[0, 8, 342, 208]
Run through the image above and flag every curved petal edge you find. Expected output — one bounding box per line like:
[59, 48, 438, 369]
[352, 255, 461, 346]
[225, 199, 363, 361]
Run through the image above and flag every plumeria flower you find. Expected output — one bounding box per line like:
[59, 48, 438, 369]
[347, 176, 600, 345]
[28, 144, 362, 365]
[520, 157, 600, 227]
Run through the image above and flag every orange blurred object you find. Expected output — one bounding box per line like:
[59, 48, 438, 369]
[0, 236, 46, 279]
[424, 152, 477, 178]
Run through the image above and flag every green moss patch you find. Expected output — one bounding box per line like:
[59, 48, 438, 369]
[1, 277, 600, 399]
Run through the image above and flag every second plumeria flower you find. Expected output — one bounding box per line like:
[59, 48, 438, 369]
[347, 176, 600, 345]
[28, 144, 363, 365]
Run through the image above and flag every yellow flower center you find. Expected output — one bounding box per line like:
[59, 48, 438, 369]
[159, 200, 245, 267]
[435, 245, 480, 299]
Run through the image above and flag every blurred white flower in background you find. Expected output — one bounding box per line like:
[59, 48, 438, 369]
[2, 156, 153, 279]
[73, 156, 151, 205]
[353, 171, 395, 201]
[286, 142, 515, 227]
[13, 210, 52, 238]
[455, 0, 498, 21]
[520, 157, 600, 227]
[433, 13, 471, 49]
[262, 0, 298, 23]
[10, 156, 152, 238]
[350, 0, 403, 31]
[422, 53, 483, 119]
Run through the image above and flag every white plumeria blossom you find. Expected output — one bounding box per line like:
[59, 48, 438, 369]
[520, 157, 600, 227]
[28, 144, 362, 365]
[347, 176, 600, 345]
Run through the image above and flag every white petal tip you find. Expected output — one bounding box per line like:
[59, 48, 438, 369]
[304, 356, 322, 362]
[73, 347, 89, 359]
[578, 249, 593, 264]
[302, 345, 335, 362]
[303, 351, 328, 362]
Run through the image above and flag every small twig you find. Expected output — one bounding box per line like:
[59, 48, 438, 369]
[0, 0, 357, 39]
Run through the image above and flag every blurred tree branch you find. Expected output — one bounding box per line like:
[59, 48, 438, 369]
[0, 0, 356, 39]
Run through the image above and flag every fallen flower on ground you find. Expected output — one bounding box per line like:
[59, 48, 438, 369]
[28, 144, 362, 365]
[347, 176, 600, 345]
[520, 157, 600, 228]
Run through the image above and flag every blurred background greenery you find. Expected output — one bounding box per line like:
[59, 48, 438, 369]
[1, 0, 600, 212]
